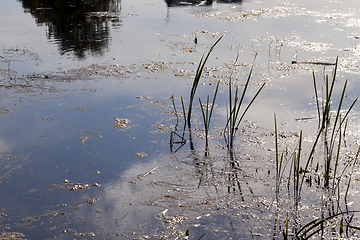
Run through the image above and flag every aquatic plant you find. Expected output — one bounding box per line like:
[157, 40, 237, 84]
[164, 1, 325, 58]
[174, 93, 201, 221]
[274, 114, 284, 194]
[187, 35, 223, 130]
[274, 57, 360, 239]
[170, 36, 265, 154]
[295, 211, 360, 239]
[275, 58, 357, 197]
[298, 58, 357, 192]
[224, 53, 265, 150]
[169, 36, 223, 153]
[170, 95, 187, 153]
[199, 80, 220, 152]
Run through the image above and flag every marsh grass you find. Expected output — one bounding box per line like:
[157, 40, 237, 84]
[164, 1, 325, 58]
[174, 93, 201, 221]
[170, 95, 179, 130]
[187, 36, 223, 130]
[224, 53, 265, 150]
[170, 95, 187, 153]
[281, 58, 358, 196]
[170, 36, 265, 155]
[274, 57, 360, 239]
[274, 114, 284, 193]
[199, 80, 220, 153]
[169, 39, 360, 238]
[295, 211, 360, 239]
[169, 36, 223, 152]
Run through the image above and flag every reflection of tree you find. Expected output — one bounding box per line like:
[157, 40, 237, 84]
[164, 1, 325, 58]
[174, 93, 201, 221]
[19, 0, 121, 59]
[165, 0, 242, 7]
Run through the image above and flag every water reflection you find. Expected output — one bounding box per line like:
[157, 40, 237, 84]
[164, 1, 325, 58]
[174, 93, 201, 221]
[165, 0, 242, 7]
[19, 0, 122, 59]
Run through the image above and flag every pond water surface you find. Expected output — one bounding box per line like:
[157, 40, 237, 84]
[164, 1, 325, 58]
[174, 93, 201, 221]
[2, 0, 360, 239]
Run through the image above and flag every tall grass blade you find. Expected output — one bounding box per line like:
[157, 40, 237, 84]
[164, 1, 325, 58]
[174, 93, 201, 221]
[181, 96, 187, 134]
[312, 71, 321, 129]
[332, 120, 341, 191]
[299, 123, 323, 193]
[187, 36, 223, 129]
[170, 95, 179, 130]
[274, 114, 285, 194]
[235, 83, 265, 130]
[296, 211, 360, 239]
[294, 130, 302, 200]
[224, 52, 265, 149]
[199, 80, 220, 152]
[345, 146, 360, 201]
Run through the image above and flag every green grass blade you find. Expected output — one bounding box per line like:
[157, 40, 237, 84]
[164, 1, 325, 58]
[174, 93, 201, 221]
[235, 83, 265, 129]
[187, 36, 223, 128]
[233, 53, 258, 125]
[209, 80, 220, 124]
[274, 114, 279, 181]
[330, 80, 347, 145]
[328, 56, 338, 101]
[312, 71, 321, 129]
[170, 95, 179, 130]
[340, 98, 358, 127]
[332, 120, 342, 191]
[299, 127, 323, 192]
[199, 97, 207, 133]
[297, 211, 360, 239]
[295, 130, 302, 198]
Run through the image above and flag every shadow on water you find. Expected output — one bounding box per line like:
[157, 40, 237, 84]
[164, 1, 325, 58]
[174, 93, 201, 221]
[18, 0, 122, 59]
[165, 0, 242, 7]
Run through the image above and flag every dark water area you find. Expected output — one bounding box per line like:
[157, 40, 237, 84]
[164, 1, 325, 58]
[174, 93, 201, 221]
[19, 0, 121, 59]
[165, 0, 243, 7]
[2, 0, 360, 239]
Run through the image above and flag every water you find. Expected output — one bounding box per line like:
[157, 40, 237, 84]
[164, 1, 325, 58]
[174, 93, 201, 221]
[1, 0, 360, 239]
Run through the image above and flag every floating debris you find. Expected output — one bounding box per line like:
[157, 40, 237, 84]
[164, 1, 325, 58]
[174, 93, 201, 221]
[86, 198, 99, 205]
[51, 180, 101, 191]
[113, 118, 131, 128]
[70, 107, 91, 111]
[0, 107, 12, 114]
[61, 229, 96, 236]
[80, 135, 90, 146]
[135, 152, 147, 157]
[129, 166, 158, 184]
[135, 96, 150, 99]
[62, 179, 69, 184]
[38, 116, 54, 121]
[69, 183, 101, 191]
[77, 232, 96, 237]
[69, 183, 91, 191]
[0, 232, 25, 239]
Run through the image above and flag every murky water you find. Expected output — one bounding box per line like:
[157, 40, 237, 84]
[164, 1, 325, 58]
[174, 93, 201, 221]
[2, 0, 360, 239]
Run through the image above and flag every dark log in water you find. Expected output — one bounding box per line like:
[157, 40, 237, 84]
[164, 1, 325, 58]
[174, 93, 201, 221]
[291, 61, 336, 66]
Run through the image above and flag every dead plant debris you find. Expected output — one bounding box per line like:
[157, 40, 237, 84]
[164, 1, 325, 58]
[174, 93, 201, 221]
[50, 179, 101, 191]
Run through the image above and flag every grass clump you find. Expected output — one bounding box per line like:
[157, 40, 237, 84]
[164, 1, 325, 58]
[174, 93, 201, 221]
[274, 57, 360, 239]
[170, 36, 264, 154]
[224, 53, 265, 150]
